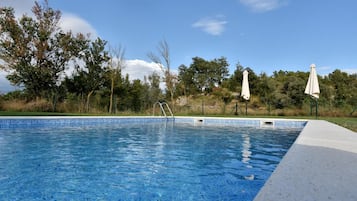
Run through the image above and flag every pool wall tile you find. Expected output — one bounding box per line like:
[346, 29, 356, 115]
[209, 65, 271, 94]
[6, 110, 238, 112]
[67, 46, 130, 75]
[0, 117, 307, 129]
[0, 117, 173, 129]
[174, 117, 306, 129]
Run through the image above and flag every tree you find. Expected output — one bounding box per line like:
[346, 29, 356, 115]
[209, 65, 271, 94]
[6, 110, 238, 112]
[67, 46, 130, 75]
[347, 74, 357, 110]
[130, 79, 144, 112]
[111, 74, 131, 111]
[328, 70, 353, 108]
[146, 72, 163, 107]
[64, 70, 89, 112]
[177, 64, 197, 96]
[0, 1, 86, 109]
[189, 56, 229, 93]
[107, 45, 125, 113]
[148, 40, 176, 105]
[283, 75, 306, 108]
[227, 63, 245, 92]
[270, 70, 308, 109]
[71, 37, 109, 112]
[256, 73, 277, 113]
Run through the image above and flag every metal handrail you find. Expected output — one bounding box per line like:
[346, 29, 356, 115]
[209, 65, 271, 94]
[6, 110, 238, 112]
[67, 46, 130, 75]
[153, 101, 174, 118]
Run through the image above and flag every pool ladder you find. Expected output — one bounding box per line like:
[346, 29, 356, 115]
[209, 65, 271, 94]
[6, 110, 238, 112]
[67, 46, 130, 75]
[153, 100, 174, 118]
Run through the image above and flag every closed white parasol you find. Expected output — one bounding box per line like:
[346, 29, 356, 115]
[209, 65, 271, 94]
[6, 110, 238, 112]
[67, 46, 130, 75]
[305, 64, 320, 118]
[241, 70, 250, 115]
[241, 70, 250, 100]
[305, 64, 320, 99]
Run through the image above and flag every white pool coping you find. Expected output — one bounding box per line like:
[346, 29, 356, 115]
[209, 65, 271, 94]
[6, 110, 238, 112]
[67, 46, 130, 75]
[254, 120, 357, 201]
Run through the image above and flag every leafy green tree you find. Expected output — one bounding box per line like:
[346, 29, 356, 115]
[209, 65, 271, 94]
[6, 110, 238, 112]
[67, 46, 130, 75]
[227, 63, 244, 92]
[177, 64, 197, 96]
[64, 70, 89, 112]
[189, 56, 229, 93]
[328, 70, 353, 108]
[69, 37, 109, 112]
[129, 79, 145, 112]
[145, 72, 163, 106]
[270, 71, 308, 109]
[283, 76, 306, 108]
[0, 1, 86, 110]
[1, 90, 26, 101]
[116, 74, 131, 111]
[316, 75, 334, 110]
[256, 73, 277, 113]
[348, 74, 357, 111]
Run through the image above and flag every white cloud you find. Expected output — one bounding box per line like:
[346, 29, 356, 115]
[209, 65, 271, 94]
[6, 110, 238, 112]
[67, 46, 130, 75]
[2, 0, 97, 38]
[1, 0, 35, 17]
[192, 16, 227, 36]
[0, 59, 166, 93]
[60, 13, 98, 39]
[123, 59, 164, 81]
[240, 0, 287, 12]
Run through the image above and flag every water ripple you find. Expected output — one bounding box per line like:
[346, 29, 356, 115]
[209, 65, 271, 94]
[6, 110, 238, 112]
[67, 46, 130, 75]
[0, 123, 300, 200]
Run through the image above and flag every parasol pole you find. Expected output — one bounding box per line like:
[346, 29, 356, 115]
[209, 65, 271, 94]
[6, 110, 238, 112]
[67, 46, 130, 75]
[315, 97, 318, 119]
[245, 100, 248, 115]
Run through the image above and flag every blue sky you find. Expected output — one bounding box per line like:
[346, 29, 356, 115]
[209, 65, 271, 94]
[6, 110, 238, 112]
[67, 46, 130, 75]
[1, 0, 357, 92]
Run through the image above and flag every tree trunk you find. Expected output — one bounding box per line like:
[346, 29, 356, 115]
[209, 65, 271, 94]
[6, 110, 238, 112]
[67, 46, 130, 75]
[79, 93, 84, 113]
[52, 92, 57, 112]
[86, 90, 94, 113]
[109, 78, 114, 113]
[170, 89, 174, 112]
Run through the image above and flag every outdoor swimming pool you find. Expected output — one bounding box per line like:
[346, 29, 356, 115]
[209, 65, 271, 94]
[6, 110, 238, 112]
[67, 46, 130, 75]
[0, 117, 304, 200]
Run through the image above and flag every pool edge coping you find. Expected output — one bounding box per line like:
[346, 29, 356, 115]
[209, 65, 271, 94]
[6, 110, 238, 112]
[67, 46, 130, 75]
[253, 120, 357, 201]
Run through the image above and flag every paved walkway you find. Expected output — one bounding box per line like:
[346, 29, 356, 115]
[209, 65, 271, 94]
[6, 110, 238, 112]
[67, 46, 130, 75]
[254, 120, 357, 201]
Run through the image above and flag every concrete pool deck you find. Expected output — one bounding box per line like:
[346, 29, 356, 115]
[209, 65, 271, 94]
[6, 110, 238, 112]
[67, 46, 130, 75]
[254, 120, 357, 201]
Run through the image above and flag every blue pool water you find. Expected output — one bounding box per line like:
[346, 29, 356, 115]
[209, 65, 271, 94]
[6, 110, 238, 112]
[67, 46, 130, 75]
[0, 119, 301, 200]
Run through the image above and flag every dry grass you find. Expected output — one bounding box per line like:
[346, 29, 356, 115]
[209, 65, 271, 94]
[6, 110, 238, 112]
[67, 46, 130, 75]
[1, 95, 355, 119]
[172, 95, 357, 118]
[1, 99, 52, 112]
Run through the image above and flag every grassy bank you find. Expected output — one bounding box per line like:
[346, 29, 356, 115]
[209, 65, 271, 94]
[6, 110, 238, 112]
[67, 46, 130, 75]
[0, 111, 356, 132]
[0, 111, 80, 116]
[323, 117, 357, 132]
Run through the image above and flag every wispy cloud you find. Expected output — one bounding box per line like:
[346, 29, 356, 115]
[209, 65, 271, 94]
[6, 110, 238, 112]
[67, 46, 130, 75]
[192, 16, 227, 36]
[318, 65, 332, 71]
[317, 66, 357, 76]
[240, 0, 287, 12]
[341, 68, 357, 75]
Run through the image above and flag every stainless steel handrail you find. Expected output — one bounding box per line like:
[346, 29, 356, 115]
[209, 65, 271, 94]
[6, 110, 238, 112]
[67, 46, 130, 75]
[153, 101, 174, 118]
